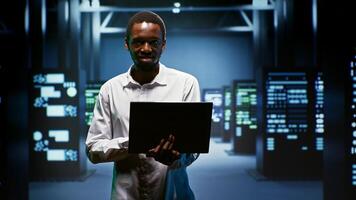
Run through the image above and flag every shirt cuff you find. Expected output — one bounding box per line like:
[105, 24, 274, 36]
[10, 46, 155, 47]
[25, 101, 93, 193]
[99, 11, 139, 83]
[102, 137, 129, 154]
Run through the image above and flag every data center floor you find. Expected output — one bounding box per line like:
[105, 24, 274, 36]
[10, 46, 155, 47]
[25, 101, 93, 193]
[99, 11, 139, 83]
[30, 138, 322, 200]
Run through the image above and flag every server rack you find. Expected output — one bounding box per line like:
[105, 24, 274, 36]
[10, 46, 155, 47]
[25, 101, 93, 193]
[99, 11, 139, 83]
[202, 89, 223, 137]
[231, 80, 257, 154]
[29, 69, 87, 180]
[222, 86, 233, 142]
[348, 50, 356, 198]
[256, 68, 324, 179]
[85, 81, 104, 127]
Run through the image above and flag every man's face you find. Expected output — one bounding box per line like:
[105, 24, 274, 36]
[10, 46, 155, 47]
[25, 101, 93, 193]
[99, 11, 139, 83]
[125, 22, 166, 71]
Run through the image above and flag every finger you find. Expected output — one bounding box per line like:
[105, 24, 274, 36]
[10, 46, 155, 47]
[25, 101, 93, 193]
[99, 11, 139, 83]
[168, 136, 174, 149]
[167, 134, 176, 150]
[172, 150, 180, 158]
[147, 148, 155, 157]
[162, 135, 173, 150]
[154, 139, 165, 153]
[168, 142, 174, 150]
[159, 138, 165, 146]
[162, 139, 171, 150]
[170, 135, 176, 149]
[170, 135, 175, 143]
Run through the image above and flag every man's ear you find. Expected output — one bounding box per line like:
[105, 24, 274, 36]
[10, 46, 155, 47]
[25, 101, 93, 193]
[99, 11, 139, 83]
[124, 37, 129, 50]
[161, 39, 167, 51]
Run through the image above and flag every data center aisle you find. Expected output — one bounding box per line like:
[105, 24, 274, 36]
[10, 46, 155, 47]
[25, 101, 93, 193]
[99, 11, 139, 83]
[188, 139, 322, 200]
[30, 139, 322, 200]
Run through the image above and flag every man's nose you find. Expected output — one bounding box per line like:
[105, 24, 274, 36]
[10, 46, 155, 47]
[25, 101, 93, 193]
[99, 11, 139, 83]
[141, 42, 152, 52]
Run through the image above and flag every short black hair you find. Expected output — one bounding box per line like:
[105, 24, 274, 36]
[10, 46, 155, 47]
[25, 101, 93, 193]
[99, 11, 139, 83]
[126, 11, 166, 41]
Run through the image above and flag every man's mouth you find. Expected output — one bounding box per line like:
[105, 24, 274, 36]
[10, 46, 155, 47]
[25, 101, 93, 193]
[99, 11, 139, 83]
[138, 56, 154, 61]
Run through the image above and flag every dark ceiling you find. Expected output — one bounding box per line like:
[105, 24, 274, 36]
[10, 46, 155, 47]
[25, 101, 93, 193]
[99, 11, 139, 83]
[100, 0, 252, 7]
[100, 0, 254, 31]
[44, 0, 255, 36]
[108, 11, 250, 30]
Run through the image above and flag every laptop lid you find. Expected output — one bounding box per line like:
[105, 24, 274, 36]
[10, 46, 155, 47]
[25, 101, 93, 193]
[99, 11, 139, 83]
[128, 102, 212, 153]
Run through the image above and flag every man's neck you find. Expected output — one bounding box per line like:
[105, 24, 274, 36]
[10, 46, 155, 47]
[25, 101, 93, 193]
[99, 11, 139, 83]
[131, 64, 160, 85]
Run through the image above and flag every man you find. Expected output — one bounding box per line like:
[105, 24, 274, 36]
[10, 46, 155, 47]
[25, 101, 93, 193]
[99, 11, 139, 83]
[86, 11, 200, 200]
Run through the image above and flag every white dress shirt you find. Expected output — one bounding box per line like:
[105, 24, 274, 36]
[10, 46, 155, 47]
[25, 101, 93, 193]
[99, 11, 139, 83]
[86, 63, 200, 200]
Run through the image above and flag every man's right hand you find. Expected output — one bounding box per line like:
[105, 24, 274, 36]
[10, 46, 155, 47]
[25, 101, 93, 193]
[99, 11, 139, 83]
[146, 134, 180, 166]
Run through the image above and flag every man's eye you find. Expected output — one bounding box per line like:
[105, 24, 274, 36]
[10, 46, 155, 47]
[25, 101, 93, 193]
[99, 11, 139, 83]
[131, 40, 161, 47]
[150, 40, 160, 46]
[132, 41, 143, 46]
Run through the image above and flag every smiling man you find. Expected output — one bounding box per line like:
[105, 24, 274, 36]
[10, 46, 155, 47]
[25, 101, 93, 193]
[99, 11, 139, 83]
[86, 11, 201, 200]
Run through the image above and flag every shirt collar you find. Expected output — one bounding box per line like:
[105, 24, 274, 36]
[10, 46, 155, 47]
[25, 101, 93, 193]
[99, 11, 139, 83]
[123, 63, 168, 88]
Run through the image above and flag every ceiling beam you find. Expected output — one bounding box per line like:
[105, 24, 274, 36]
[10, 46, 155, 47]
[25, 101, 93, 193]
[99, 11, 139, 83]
[240, 10, 252, 28]
[87, 2, 275, 33]
[100, 12, 113, 28]
[80, 5, 274, 13]
[100, 26, 253, 33]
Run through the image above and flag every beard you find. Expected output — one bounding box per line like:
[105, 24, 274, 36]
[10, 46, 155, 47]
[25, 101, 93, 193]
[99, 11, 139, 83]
[132, 53, 160, 72]
[135, 60, 158, 72]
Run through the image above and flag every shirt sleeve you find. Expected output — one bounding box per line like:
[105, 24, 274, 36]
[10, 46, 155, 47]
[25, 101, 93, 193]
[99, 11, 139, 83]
[183, 76, 201, 102]
[85, 84, 129, 163]
[169, 153, 199, 169]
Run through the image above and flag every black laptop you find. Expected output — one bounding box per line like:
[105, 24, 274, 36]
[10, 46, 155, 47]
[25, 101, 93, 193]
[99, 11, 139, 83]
[128, 102, 212, 153]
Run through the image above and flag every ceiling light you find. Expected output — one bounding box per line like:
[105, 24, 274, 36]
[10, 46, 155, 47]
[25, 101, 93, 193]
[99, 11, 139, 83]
[174, 2, 181, 8]
[172, 8, 180, 14]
